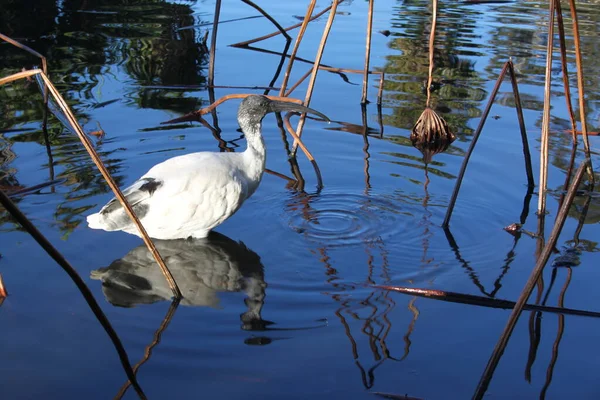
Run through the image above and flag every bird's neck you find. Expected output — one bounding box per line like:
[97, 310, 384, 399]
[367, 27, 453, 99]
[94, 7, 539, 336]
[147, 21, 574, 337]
[241, 120, 266, 156]
[240, 120, 266, 191]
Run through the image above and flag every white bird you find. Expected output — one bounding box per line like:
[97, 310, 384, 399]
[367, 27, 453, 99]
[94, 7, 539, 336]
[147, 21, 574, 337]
[86, 95, 328, 240]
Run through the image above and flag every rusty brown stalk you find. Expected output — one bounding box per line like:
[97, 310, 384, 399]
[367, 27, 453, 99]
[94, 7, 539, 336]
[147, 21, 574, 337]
[283, 112, 323, 188]
[567, 0, 594, 182]
[241, 0, 291, 41]
[425, 0, 438, 107]
[207, 0, 222, 87]
[361, 0, 375, 104]
[290, 0, 340, 157]
[230, 0, 344, 48]
[371, 277, 600, 319]
[473, 159, 589, 400]
[1, 69, 182, 299]
[537, 0, 555, 215]
[265, 168, 296, 183]
[0, 188, 145, 399]
[116, 299, 180, 399]
[279, 0, 317, 96]
[554, 0, 577, 142]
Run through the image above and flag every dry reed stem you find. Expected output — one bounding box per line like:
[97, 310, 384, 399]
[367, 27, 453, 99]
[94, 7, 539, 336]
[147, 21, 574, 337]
[0, 33, 47, 74]
[0, 69, 41, 85]
[0, 188, 146, 399]
[537, 0, 555, 215]
[372, 281, 600, 318]
[361, 0, 375, 104]
[507, 61, 535, 188]
[567, 0, 594, 182]
[241, 0, 291, 41]
[291, 0, 340, 156]
[443, 60, 534, 227]
[425, 0, 438, 107]
[116, 299, 180, 399]
[207, 0, 222, 88]
[554, 0, 577, 142]
[1, 69, 182, 298]
[283, 112, 323, 188]
[473, 159, 589, 400]
[161, 93, 304, 124]
[279, 0, 317, 96]
[230, 0, 344, 48]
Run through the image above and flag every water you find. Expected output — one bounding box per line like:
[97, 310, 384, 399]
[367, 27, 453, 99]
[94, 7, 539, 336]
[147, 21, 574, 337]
[1, 0, 600, 398]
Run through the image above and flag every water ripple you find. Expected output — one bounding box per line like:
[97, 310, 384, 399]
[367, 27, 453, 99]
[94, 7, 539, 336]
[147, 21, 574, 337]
[281, 192, 412, 247]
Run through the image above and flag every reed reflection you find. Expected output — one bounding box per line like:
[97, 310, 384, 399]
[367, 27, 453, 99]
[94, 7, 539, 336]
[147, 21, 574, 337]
[284, 185, 414, 390]
[91, 232, 269, 331]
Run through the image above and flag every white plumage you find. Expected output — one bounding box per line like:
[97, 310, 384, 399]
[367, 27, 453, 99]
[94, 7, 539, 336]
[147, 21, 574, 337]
[86, 95, 328, 240]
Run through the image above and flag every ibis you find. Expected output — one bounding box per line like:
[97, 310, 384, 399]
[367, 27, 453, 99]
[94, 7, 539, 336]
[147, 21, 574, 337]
[86, 95, 328, 240]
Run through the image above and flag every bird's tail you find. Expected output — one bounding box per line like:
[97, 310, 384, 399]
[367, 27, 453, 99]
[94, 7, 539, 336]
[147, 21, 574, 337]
[87, 212, 106, 230]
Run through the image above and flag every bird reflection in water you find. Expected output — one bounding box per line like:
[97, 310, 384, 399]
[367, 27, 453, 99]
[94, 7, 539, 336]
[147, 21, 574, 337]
[91, 232, 270, 332]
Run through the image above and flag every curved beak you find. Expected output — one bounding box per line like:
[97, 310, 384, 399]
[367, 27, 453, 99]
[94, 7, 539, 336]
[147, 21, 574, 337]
[269, 100, 330, 122]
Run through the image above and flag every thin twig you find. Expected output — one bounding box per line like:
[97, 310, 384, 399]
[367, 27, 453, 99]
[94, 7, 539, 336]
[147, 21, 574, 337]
[473, 159, 589, 400]
[279, 0, 317, 96]
[0, 188, 146, 399]
[285, 67, 312, 97]
[230, 0, 344, 47]
[361, 0, 375, 104]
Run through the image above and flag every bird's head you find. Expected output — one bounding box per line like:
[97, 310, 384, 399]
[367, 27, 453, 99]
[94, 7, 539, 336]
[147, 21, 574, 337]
[238, 95, 329, 125]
